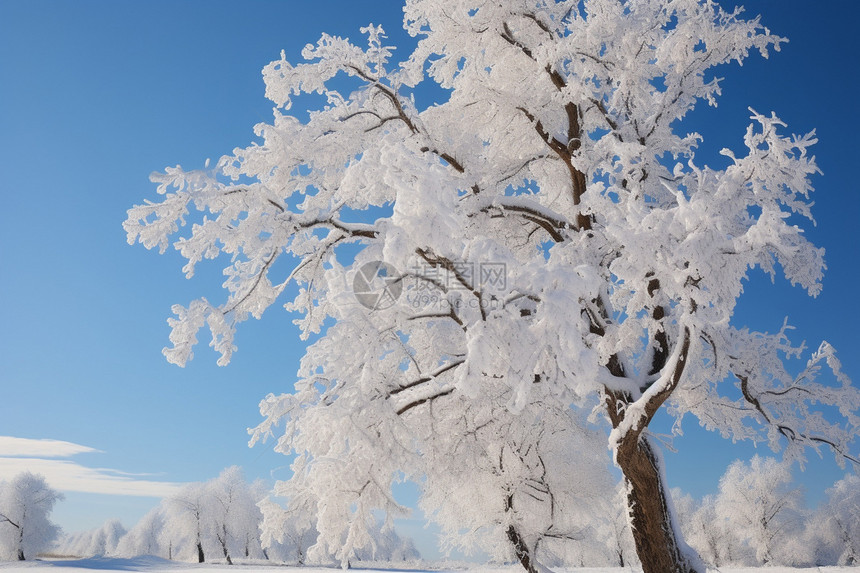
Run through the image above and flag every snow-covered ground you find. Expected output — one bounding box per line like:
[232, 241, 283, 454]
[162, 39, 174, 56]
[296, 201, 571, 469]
[0, 557, 857, 573]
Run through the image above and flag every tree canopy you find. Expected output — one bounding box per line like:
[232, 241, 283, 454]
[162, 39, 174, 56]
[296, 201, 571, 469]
[126, 1, 860, 571]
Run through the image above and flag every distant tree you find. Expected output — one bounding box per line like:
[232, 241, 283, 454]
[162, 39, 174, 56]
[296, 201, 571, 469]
[602, 483, 638, 568]
[715, 456, 803, 565]
[672, 489, 747, 568]
[259, 489, 419, 566]
[154, 468, 268, 564]
[205, 466, 266, 564]
[56, 529, 90, 557]
[670, 491, 700, 560]
[809, 474, 860, 566]
[127, 1, 860, 571]
[91, 519, 126, 556]
[164, 482, 208, 563]
[352, 520, 420, 563]
[259, 495, 317, 564]
[57, 518, 127, 558]
[0, 472, 63, 561]
[114, 508, 166, 558]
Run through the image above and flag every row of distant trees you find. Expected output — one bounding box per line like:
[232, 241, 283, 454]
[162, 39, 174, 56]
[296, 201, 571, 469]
[51, 466, 418, 565]
[672, 456, 859, 568]
[3, 460, 857, 567]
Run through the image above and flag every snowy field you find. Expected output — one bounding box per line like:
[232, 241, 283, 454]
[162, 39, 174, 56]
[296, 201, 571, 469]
[0, 557, 857, 573]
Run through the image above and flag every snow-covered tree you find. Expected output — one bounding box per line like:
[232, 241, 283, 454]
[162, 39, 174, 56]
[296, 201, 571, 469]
[808, 474, 860, 566]
[259, 493, 419, 565]
[164, 482, 209, 563]
[126, 1, 860, 571]
[157, 468, 268, 564]
[57, 519, 127, 558]
[672, 489, 747, 568]
[205, 466, 266, 564]
[0, 472, 63, 561]
[91, 519, 126, 557]
[114, 508, 167, 558]
[352, 520, 420, 564]
[715, 456, 803, 565]
[259, 495, 317, 564]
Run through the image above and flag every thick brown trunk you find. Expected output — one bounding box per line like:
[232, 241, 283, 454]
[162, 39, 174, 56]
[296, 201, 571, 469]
[616, 433, 702, 573]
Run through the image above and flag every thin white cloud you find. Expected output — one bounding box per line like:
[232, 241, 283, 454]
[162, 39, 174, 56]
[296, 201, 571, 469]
[0, 437, 101, 458]
[0, 437, 184, 498]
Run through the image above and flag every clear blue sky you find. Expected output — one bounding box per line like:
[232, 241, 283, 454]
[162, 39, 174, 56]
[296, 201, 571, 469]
[1, 0, 858, 560]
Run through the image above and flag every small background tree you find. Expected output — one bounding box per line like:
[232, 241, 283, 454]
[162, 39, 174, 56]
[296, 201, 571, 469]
[714, 456, 805, 566]
[0, 472, 63, 561]
[806, 474, 860, 566]
[114, 508, 167, 559]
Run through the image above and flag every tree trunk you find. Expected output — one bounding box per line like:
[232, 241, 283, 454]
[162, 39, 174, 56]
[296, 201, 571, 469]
[196, 541, 205, 563]
[616, 433, 702, 573]
[17, 526, 25, 560]
[505, 494, 538, 573]
[219, 531, 233, 565]
[506, 525, 538, 573]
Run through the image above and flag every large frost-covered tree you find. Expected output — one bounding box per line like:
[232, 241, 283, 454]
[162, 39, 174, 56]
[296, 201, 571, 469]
[126, 1, 860, 571]
[0, 472, 63, 561]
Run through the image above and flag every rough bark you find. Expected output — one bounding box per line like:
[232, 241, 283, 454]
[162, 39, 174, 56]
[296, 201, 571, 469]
[616, 433, 701, 573]
[601, 327, 703, 573]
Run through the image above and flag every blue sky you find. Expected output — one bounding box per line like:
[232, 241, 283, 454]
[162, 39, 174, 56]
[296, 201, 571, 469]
[0, 0, 858, 560]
